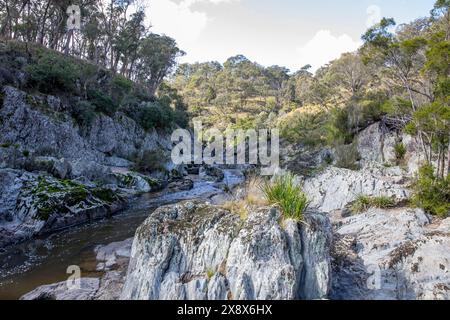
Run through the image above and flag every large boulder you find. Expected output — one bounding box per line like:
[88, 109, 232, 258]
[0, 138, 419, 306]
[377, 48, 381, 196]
[303, 166, 410, 213]
[331, 207, 450, 300]
[120, 201, 332, 300]
[357, 122, 428, 174]
[0, 170, 125, 248]
[0, 169, 23, 223]
[199, 165, 225, 182]
[21, 278, 100, 300]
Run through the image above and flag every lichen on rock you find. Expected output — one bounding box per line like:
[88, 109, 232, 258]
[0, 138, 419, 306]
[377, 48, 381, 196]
[120, 201, 332, 300]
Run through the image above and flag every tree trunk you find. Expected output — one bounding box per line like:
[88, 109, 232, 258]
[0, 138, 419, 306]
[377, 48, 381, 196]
[64, 30, 73, 55]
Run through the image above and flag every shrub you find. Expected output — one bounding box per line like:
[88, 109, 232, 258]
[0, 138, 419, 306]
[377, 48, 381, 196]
[326, 92, 387, 145]
[411, 164, 450, 217]
[87, 88, 118, 116]
[111, 75, 134, 105]
[26, 51, 80, 93]
[72, 100, 96, 127]
[334, 142, 361, 170]
[136, 102, 174, 130]
[261, 173, 309, 221]
[133, 149, 168, 173]
[394, 142, 407, 164]
[279, 110, 328, 147]
[351, 195, 396, 214]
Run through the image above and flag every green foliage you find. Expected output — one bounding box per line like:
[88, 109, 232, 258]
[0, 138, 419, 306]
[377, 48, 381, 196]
[279, 111, 328, 146]
[334, 142, 361, 170]
[72, 100, 96, 127]
[351, 195, 396, 214]
[394, 142, 407, 164]
[261, 174, 309, 222]
[411, 164, 450, 217]
[327, 92, 387, 145]
[111, 75, 134, 101]
[134, 101, 174, 130]
[26, 51, 80, 93]
[92, 188, 119, 204]
[87, 88, 119, 116]
[132, 149, 168, 173]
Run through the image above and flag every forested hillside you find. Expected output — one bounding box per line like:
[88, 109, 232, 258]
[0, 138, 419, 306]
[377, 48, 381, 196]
[170, 0, 449, 180]
[0, 0, 188, 129]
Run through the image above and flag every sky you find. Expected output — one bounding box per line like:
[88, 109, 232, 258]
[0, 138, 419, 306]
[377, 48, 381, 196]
[139, 0, 437, 72]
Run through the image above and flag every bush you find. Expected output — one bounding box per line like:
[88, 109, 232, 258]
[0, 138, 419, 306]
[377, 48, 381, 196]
[133, 149, 168, 173]
[279, 110, 328, 147]
[26, 51, 80, 93]
[327, 92, 387, 145]
[136, 102, 174, 130]
[411, 164, 450, 217]
[111, 75, 134, 105]
[394, 142, 407, 164]
[351, 195, 396, 214]
[334, 142, 361, 170]
[72, 100, 96, 127]
[87, 88, 118, 116]
[261, 173, 309, 221]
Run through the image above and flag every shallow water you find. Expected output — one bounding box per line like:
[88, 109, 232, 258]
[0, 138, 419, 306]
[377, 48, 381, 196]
[0, 170, 244, 300]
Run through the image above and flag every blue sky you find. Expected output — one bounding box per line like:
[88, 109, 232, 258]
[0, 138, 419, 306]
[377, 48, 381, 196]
[142, 0, 437, 72]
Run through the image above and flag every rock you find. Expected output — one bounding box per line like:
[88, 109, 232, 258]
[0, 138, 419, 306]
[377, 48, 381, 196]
[282, 144, 333, 177]
[167, 178, 194, 192]
[303, 166, 410, 213]
[95, 238, 133, 271]
[120, 201, 332, 300]
[70, 160, 112, 181]
[357, 122, 429, 175]
[21, 238, 133, 301]
[0, 171, 125, 248]
[300, 212, 333, 299]
[104, 156, 133, 168]
[199, 165, 224, 182]
[0, 169, 23, 222]
[95, 269, 127, 300]
[111, 172, 164, 193]
[32, 156, 72, 179]
[0, 86, 172, 174]
[186, 164, 200, 175]
[21, 278, 100, 300]
[331, 208, 450, 300]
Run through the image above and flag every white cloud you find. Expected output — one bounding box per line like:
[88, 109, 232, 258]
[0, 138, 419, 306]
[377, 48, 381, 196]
[366, 5, 382, 28]
[145, 0, 240, 50]
[296, 30, 362, 72]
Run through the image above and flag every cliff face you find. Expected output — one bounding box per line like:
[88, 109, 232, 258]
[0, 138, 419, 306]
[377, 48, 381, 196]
[120, 201, 332, 300]
[0, 86, 173, 179]
[0, 84, 176, 248]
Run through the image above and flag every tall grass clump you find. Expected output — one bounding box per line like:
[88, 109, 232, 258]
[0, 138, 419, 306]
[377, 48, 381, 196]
[351, 195, 396, 214]
[394, 142, 407, 165]
[261, 173, 309, 221]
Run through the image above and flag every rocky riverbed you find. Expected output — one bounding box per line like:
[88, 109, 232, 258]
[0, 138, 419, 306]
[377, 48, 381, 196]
[1, 92, 449, 301]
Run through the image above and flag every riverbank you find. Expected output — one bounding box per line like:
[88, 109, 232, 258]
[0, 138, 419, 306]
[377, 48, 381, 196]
[0, 169, 245, 299]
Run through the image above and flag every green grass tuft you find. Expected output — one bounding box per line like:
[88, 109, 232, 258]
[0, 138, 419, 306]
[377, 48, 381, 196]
[351, 195, 396, 214]
[261, 173, 309, 222]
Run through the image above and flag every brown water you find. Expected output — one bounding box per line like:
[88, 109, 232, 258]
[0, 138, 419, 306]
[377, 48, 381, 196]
[0, 170, 244, 300]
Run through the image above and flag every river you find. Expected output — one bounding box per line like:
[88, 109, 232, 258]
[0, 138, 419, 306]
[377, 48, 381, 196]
[0, 170, 244, 300]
